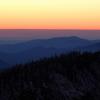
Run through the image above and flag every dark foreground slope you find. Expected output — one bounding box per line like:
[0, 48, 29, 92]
[0, 52, 100, 100]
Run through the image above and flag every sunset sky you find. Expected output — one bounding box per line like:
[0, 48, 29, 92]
[0, 0, 100, 29]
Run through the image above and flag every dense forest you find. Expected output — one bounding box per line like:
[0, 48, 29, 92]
[0, 51, 100, 100]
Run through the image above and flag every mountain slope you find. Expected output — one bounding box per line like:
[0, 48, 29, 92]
[0, 36, 92, 53]
[0, 60, 8, 69]
[0, 47, 66, 65]
[80, 42, 100, 52]
[0, 36, 99, 69]
[0, 52, 100, 100]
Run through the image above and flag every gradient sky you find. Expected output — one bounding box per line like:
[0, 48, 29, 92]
[0, 0, 100, 29]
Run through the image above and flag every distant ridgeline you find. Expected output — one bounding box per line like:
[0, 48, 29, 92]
[0, 51, 100, 100]
[0, 36, 100, 69]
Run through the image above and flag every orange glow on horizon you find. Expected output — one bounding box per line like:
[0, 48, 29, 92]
[0, 0, 100, 29]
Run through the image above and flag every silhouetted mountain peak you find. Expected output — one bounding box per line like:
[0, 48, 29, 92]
[47, 36, 87, 41]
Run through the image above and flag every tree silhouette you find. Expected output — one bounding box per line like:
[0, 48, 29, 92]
[0, 51, 100, 100]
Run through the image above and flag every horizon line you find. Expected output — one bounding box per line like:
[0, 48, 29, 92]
[0, 35, 99, 40]
[0, 29, 100, 30]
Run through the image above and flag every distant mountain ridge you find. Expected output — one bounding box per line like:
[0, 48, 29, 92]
[0, 59, 8, 68]
[80, 42, 100, 52]
[0, 36, 92, 53]
[0, 36, 100, 69]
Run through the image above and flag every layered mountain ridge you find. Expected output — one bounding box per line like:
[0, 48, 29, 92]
[0, 36, 100, 69]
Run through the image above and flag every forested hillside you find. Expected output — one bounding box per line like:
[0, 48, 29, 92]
[0, 52, 100, 100]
